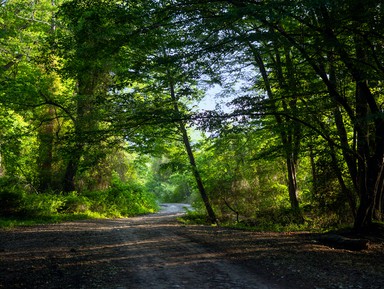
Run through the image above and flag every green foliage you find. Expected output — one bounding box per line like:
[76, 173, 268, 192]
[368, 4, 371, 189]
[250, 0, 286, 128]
[178, 206, 213, 225]
[195, 130, 309, 223]
[145, 152, 200, 204]
[93, 173, 159, 217]
[243, 207, 306, 231]
[0, 183, 65, 220]
[0, 174, 158, 228]
[0, 107, 39, 184]
[148, 170, 196, 203]
[0, 190, 26, 217]
[180, 203, 310, 232]
[1, 0, 384, 232]
[59, 192, 89, 213]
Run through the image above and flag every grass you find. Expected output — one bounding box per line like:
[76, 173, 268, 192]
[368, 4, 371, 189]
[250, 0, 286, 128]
[178, 206, 352, 233]
[0, 179, 159, 229]
[0, 213, 95, 229]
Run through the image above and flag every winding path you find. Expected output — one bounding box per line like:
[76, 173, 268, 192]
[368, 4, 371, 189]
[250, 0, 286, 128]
[0, 203, 282, 289]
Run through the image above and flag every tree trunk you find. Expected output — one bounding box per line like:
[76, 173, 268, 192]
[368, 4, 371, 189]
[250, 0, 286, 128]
[327, 54, 357, 216]
[179, 122, 218, 225]
[166, 70, 218, 225]
[62, 79, 93, 193]
[286, 156, 299, 210]
[250, 43, 302, 212]
[63, 155, 80, 192]
[353, 80, 384, 231]
[309, 143, 317, 195]
[38, 1, 57, 192]
[313, 4, 384, 230]
[38, 106, 55, 192]
[329, 143, 357, 217]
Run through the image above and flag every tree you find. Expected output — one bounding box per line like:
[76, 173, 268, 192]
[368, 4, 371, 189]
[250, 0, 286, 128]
[168, 0, 384, 231]
[100, 1, 220, 223]
[56, 0, 131, 192]
[171, 1, 306, 213]
[0, 0, 64, 189]
[215, 0, 384, 230]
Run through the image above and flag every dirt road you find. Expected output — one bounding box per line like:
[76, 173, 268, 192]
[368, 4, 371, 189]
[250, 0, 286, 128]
[1, 204, 384, 289]
[0, 204, 281, 289]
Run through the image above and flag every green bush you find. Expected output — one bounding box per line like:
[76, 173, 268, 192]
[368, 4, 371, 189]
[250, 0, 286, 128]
[0, 175, 159, 228]
[59, 192, 90, 213]
[0, 189, 64, 219]
[179, 209, 210, 225]
[0, 177, 28, 217]
[25, 193, 65, 217]
[0, 190, 25, 217]
[104, 176, 158, 216]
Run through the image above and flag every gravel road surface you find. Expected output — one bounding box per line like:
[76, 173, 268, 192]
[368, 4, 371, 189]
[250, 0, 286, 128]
[0, 203, 282, 289]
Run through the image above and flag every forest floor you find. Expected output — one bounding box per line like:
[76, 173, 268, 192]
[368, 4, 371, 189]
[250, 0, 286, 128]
[1, 204, 384, 289]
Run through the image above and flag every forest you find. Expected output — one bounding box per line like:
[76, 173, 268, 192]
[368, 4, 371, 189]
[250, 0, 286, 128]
[1, 0, 384, 233]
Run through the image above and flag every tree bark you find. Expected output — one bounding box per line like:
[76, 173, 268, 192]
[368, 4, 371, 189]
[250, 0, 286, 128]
[62, 78, 94, 193]
[286, 156, 299, 209]
[63, 151, 81, 192]
[179, 121, 218, 225]
[38, 106, 55, 192]
[352, 28, 384, 229]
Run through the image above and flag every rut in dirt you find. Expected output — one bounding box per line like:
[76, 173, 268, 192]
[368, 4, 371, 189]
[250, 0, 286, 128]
[0, 203, 282, 289]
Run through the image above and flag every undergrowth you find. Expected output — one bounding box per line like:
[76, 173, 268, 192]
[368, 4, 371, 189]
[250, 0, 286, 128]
[179, 205, 352, 232]
[0, 177, 159, 229]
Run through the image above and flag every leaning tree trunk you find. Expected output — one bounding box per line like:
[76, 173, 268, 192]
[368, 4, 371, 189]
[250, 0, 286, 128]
[178, 121, 218, 225]
[166, 71, 218, 225]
